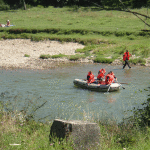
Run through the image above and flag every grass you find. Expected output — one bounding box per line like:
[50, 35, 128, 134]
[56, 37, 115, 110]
[1, 108, 150, 150]
[0, 6, 150, 65]
[40, 54, 66, 59]
[24, 54, 30, 57]
[69, 54, 86, 61]
[0, 6, 150, 64]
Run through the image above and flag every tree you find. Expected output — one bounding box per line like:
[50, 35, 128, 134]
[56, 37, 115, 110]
[23, 0, 26, 10]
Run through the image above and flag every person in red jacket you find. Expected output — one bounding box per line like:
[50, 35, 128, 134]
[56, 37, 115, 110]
[97, 69, 105, 84]
[98, 68, 106, 75]
[123, 50, 131, 69]
[109, 71, 117, 83]
[87, 71, 95, 83]
[105, 72, 114, 85]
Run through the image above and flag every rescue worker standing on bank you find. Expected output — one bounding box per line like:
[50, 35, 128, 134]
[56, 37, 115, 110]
[123, 50, 132, 69]
[87, 71, 95, 84]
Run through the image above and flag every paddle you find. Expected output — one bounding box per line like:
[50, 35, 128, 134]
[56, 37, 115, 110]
[104, 84, 111, 94]
[115, 80, 125, 89]
[116, 81, 125, 89]
[107, 84, 111, 92]
[120, 84, 125, 89]
[120, 82, 128, 85]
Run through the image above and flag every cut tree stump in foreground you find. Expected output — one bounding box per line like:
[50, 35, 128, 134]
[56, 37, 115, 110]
[49, 119, 100, 150]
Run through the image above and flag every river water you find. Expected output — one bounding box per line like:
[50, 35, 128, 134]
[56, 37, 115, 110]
[0, 64, 150, 123]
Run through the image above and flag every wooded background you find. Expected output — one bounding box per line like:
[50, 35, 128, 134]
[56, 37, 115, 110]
[0, 0, 150, 10]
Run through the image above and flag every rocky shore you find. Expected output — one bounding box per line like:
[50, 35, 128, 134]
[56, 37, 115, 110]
[0, 39, 149, 70]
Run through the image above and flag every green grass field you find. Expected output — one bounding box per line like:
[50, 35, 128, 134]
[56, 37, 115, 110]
[0, 6, 150, 64]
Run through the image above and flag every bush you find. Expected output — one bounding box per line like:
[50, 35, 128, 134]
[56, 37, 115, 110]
[0, 4, 10, 10]
[24, 54, 30, 57]
[51, 53, 66, 59]
[40, 54, 51, 59]
[127, 35, 136, 40]
[130, 58, 146, 65]
[140, 49, 150, 58]
[94, 57, 114, 63]
[69, 54, 86, 61]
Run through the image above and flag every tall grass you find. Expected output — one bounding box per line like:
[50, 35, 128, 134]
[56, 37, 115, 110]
[1, 88, 150, 149]
[1, 101, 150, 150]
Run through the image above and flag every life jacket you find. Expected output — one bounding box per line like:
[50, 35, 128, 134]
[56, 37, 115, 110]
[87, 73, 95, 83]
[124, 52, 130, 60]
[99, 69, 106, 74]
[110, 72, 116, 83]
[105, 74, 113, 85]
[97, 72, 104, 80]
[123, 54, 126, 61]
[87, 72, 91, 80]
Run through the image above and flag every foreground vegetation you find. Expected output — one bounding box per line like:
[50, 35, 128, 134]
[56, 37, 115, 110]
[0, 87, 150, 150]
[0, 6, 150, 65]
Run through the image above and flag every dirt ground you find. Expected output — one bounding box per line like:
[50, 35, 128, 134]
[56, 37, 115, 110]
[0, 39, 85, 70]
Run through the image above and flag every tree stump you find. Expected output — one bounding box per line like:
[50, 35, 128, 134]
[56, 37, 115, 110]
[49, 119, 100, 150]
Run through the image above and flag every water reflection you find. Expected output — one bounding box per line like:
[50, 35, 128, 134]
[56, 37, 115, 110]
[106, 94, 116, 103]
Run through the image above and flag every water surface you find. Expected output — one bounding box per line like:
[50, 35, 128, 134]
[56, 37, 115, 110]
[0, 64, 150, 123]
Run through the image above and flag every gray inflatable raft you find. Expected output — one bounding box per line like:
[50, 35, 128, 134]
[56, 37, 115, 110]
[73, 79, 120, 92]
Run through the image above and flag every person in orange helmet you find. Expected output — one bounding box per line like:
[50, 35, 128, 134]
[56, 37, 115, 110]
[98, 68, 106, 75]
[105, 71, 114, 85]
[87, 71, 95, 84]
[123, 50, 132, 69]
[97, 69, 105, 84]
[109, 71, 117, 83]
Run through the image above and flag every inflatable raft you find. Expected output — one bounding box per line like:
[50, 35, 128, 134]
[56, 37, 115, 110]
[73, 79, 120, 92]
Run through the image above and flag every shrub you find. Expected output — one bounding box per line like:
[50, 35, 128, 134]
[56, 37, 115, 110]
[51, 53, 66, 59]
[94, 57, 114, 63]
[123, 91, 150, 128]
[115, 31, 125, 37]
[130, 58, 146, 65]
[31, 36, 44, 41]
[140, 49, 150, 58]
[24, 54, 30, 57]
[0, 4, 10, 10]
[40, 54, 51, 59]
[127, 35, 136, 40]
[69, 54, 86, 61]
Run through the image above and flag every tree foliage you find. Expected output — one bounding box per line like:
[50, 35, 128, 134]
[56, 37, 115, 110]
[1, 0, 150, 10]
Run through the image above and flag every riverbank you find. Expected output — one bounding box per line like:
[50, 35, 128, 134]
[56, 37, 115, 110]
[0, 39, 86, 70]
[0, 39, 150, 70]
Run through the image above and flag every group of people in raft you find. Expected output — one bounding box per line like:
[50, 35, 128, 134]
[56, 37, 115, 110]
[86, 50, 132, 85]
[87, 69, 117, 85]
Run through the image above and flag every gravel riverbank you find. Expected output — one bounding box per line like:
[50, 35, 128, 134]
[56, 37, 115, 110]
[0, 39, 86, 70]
[0, 39, 149, 70]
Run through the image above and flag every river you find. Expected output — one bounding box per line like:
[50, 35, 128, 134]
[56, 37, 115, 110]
[0, 64, 150, 123]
